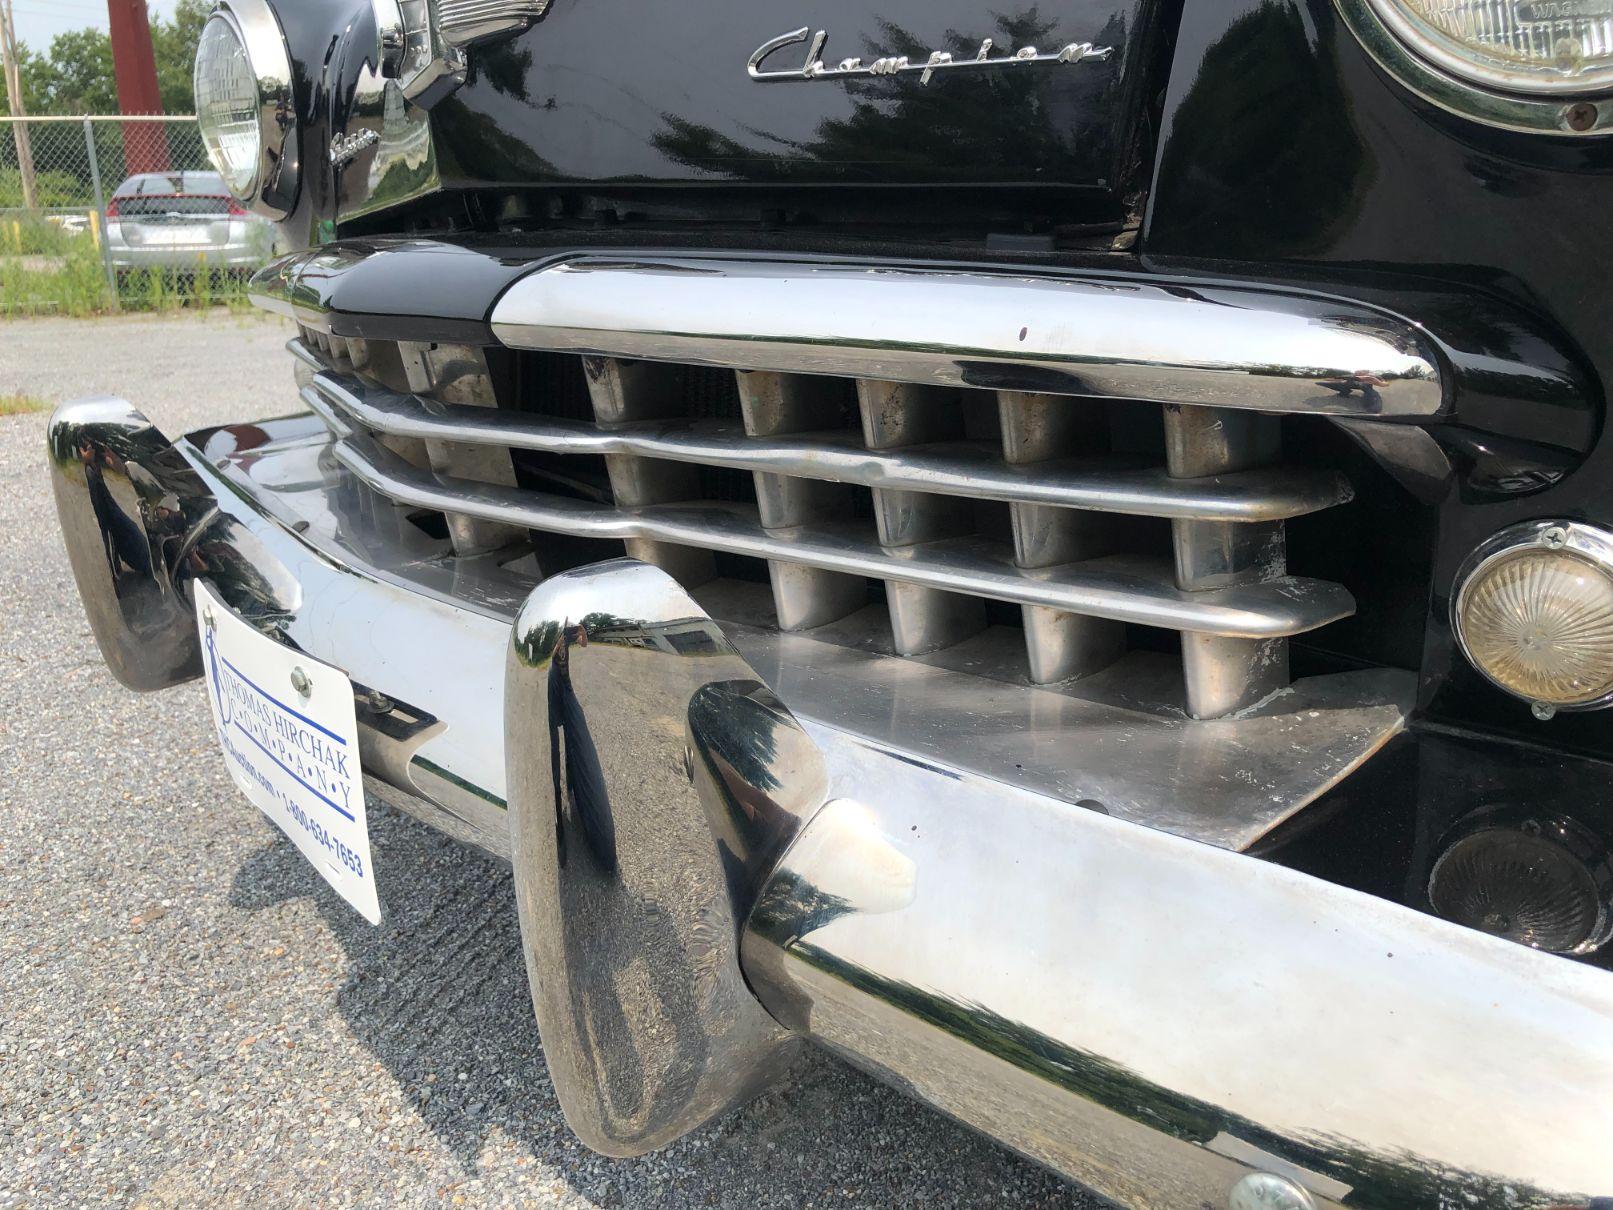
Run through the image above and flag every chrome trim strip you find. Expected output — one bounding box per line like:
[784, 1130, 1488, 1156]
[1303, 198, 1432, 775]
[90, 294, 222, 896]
[300, 346, 1354, 523]
[323, 425, 1356, 638]
[490, 258, 1447, 418]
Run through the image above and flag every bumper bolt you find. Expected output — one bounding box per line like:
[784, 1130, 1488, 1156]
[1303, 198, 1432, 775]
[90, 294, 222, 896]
[290, 666, 313, 697]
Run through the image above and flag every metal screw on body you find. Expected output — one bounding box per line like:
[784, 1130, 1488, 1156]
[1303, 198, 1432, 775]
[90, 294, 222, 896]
[1540, 526, 1569, 550]
[1563, 101, 1598, 132]
[290, 667, 313, 697]
[1532, 701, 1557, 721]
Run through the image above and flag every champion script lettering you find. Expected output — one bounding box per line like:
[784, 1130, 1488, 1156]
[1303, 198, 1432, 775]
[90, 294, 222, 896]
[748, 26, 1114, 85]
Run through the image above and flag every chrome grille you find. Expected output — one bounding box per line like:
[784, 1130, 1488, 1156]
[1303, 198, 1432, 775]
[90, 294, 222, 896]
[291, 326, 1360, 719]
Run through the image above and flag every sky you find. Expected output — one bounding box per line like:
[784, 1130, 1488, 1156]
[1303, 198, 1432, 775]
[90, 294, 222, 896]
[10, 0, 178, 53]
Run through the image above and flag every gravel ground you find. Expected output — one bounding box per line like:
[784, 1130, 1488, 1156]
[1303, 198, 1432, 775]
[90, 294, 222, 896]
[0, 313, 1104, 1208]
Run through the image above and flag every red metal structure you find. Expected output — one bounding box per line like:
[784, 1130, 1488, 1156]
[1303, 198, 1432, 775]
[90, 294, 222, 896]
[107, 0, 170, 173]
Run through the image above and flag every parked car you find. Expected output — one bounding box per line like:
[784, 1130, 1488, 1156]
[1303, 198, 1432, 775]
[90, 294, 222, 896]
[46, 0, 1613, 1206]
[103, 170, 278, 278]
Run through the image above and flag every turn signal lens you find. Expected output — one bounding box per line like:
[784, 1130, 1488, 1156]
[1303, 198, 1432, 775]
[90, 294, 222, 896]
[1373, 0, 1613, 93]
[1455, 522, 1613, 710]
[1430, 821, 1613, 954]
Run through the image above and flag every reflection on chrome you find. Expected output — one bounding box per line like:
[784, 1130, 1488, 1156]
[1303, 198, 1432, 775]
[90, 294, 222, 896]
[507, 561, 824, 1154]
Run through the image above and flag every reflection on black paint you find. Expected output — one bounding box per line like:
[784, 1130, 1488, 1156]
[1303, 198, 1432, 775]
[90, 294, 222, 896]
[1150, 1, 1368, 256]
[651, 13, 1126, 186]
[548, 622, 618, 875]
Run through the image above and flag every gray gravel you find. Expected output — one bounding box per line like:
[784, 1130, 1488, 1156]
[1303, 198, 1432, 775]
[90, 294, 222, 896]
[0, 313, 1102, 1208]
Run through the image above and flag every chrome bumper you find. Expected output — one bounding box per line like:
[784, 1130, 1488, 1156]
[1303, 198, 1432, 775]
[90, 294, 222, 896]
[48, 399, 1613, 1208]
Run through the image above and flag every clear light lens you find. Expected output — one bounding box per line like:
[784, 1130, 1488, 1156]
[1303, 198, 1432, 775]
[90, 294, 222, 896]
[1459, 545, 1613, 706]
[1388, 0, 1613, 89]
[194, 15, 261, 202]
[1430, 827, 1608, 953]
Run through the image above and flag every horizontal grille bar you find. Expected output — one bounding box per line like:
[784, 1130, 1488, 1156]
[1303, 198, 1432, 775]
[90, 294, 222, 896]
[307, 389, 1352, 639]
[301, 351, 1353, 523]
[489, 258, 1446, 419]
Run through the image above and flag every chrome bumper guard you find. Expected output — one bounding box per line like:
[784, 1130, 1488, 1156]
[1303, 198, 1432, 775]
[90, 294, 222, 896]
[48, 399, 1613, 1207]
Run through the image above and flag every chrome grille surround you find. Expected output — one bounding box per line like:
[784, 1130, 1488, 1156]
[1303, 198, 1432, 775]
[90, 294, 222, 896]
[273, 252, 1489, 717]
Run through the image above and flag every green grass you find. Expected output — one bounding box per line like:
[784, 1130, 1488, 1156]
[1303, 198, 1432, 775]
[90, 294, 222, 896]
[0, 393, 51, 416]
[0, 213, 257, 317]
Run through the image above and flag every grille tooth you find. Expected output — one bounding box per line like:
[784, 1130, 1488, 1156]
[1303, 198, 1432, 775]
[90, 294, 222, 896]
[857, 380, 987, 656]
[998, 391, 1127, 684]
[735, 370, 865, 631]
[586, 358, 716, 587]
[1164, 405, 1289, 717]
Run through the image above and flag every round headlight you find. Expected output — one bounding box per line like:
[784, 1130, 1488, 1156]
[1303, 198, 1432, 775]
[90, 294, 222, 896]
[1454, 521, 1613, 711]
[192, 0, 299, 219]
[1370, 0, 1613, 95]
[195, 16, 261, 199]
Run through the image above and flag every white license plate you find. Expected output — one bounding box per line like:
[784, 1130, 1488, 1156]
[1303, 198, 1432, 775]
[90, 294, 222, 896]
[141, 225, 215, 246]
[194, 582, 380, 923]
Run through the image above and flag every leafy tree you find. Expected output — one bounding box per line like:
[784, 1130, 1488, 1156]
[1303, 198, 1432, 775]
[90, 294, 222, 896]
[153, 0, 210, 113]
[3, 0, 211, 116]
[19, 29, 116, 114]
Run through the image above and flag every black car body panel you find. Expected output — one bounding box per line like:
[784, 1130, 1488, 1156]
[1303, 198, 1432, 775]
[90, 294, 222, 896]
[435, 0, 1160, 209]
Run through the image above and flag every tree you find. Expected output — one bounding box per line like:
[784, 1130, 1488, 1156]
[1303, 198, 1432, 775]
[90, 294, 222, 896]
[152, 0, 209, 113]
[2, 0, 212, 116]
[19, 29, 116, 114]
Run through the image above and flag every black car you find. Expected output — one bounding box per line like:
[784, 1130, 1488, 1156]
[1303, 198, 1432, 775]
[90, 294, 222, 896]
[47, 0, 1613, 1205]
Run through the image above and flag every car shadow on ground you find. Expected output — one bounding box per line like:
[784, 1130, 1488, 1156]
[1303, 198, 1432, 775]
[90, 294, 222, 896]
[229, 800, 1093, 1208]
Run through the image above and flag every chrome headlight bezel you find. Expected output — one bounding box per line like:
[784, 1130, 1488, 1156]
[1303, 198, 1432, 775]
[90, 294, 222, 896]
[1452, 520, 1613, 713]
[195, 0, 300, 220]
[1337, 0, 1613, 136]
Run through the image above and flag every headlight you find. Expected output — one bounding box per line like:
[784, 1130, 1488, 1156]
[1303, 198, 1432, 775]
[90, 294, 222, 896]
[1340, 0, 1613, 134]
[1371, 0, 1613, 94]
[1454, 521, 1613, 713]
[195, 16, 259, 198]
[193, 0, 299, 219]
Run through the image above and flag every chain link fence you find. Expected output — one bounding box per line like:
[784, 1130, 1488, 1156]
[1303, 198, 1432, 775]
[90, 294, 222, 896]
[1, 116, 272, 314]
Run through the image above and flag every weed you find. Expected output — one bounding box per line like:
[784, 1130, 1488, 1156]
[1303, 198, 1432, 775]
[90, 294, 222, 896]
[0, 393, 51, 416]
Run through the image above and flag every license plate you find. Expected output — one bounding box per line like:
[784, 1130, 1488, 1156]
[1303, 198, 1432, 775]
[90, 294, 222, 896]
[140, 225, 215, 246]
[194, 582, 380, 923]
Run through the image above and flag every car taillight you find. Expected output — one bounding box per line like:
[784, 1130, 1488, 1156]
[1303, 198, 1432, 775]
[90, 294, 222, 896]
[227, 199, 250, 217]
[105, 198, 123, 218]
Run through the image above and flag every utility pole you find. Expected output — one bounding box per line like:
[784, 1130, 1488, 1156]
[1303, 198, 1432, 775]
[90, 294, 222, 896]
[107, 0, 169, 173]
[0, 0, 39, 210]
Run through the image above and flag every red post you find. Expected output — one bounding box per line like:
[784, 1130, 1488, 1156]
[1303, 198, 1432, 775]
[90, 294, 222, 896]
[107, 0, 170, 174]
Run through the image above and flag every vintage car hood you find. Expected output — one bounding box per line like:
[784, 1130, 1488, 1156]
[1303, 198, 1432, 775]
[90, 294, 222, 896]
[426, 0, 1162, 206]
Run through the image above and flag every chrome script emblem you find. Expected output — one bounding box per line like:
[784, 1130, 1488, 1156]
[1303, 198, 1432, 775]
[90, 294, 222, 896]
[748, 26, 1114, 85]
[329, 128, 381, 167]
